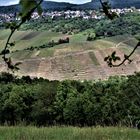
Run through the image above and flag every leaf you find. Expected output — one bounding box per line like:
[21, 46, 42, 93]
[104, 56, 109, 61]
[19, 0, 37, 22]
[115, 56, 121, 61]
[15, 62, 22, 66]
[37, 5, 43, 16]
[19, 0, 43, 21]
[20, 0, 36, 16]
[8, 42, 15, 47]
[6, 57, 14, 70]
[14, 66, 20, 71]
[8, 65, 14, 70]
[101, 1, 118, 20]
[109, 57, 112, 62]
[111, 51, 116, 58]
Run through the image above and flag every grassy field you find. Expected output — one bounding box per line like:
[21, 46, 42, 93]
[0, 30, 138, 60]
[0, 126, 139, 140]
[0, 30, 139, 58]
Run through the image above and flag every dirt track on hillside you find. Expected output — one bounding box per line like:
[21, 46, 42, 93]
[0, 45, 140, 80]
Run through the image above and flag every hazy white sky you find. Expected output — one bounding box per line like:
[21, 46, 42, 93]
[0, 0, 91, 6]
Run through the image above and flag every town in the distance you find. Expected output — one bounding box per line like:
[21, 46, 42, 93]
[0, 7, 140, 22]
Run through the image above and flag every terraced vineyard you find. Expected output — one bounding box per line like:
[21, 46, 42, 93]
[0, 30, 139, 80]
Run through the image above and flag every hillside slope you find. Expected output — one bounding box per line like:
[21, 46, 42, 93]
[78, 0, 140, 9]
[0, 0, 140, 13]
[0, 30, 140, 80]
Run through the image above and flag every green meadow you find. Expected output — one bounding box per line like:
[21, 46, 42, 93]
[0, 126, 139, 140]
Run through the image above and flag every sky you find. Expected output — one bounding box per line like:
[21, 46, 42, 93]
[0, 0, 91, 6]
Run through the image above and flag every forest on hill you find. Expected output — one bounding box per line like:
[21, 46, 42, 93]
[0, 0, 140, 13]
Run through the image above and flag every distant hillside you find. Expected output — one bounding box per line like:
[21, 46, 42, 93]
[109, 0, 140, 8]
[41, 1, 77, 10]
[0, 0, 140, 13]
[0, 5, 19, 13]
[76, 0, 140, 9]
[0, 1, 77, 13]
[0, 30, 140, 80]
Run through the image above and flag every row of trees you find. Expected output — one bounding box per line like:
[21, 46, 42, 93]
[9, 37, 70, 54]
[0, 72, 140, 127]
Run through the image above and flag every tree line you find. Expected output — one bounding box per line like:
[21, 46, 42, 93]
[0, 72, 140, 128]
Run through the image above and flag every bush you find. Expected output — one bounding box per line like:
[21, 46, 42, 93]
[87, 34, 96, 41]
[58, 37, 69, 44]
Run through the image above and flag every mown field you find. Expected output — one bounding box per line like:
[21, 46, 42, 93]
[0, 126, 139, 140]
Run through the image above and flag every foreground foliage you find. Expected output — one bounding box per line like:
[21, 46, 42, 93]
[0, 126, 140, 140]
[0, 72, 140, 127]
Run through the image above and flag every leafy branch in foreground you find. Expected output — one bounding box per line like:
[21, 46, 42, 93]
[104, 41, 140, 67]
[99, 0, 140, 67]
[99, 0, 118, 20]
[1, 0, 43, 71]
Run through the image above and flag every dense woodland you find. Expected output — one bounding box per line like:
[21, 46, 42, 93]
[0, 72, 140, 127]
